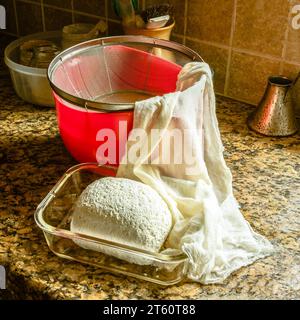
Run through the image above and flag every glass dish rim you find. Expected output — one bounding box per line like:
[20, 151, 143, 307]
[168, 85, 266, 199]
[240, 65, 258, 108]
[34, 162, 188, 264]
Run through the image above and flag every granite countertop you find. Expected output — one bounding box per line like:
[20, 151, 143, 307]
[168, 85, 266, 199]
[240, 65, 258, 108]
[0, 37, 300, 300]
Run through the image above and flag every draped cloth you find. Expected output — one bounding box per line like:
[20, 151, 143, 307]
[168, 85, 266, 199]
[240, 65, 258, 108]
[117, 62, 273, 284]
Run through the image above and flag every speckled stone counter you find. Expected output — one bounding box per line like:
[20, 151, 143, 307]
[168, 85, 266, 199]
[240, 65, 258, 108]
[0, 38, 300, 300]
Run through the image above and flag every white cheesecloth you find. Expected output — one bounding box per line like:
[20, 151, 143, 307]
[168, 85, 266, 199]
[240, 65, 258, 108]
[117, 62, 273, 284]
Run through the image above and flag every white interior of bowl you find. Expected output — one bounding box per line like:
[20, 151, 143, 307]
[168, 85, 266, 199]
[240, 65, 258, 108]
[51, 44, 184, 105]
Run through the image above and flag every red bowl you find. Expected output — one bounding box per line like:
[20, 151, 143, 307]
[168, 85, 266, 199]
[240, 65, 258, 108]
[54, 93, 134, 165]
[48, 37, 202, 164]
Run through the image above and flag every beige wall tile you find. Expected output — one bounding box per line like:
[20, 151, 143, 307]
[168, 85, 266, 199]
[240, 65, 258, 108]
[145, 0, 185, 35]
[233, 0, 289, 57]
[4, 0, 300, 107]
[107, 0, 119, 20]
[74, 14, 102, 25]
[285, 34, 300, 63]
[285, 3, 300, 63]
[44, 0, 72, 9]
[108, 21, 124, 36]
[282, 63, 300, 117]
[186, 0, 234, 45]
[171, 34, 184, 44]
[73, 0, 105, 16]
[16, 1, 43, 36]
[186, 39, 229, 94]
[228, 51, 281, 104]
[44, 7, 72, 31]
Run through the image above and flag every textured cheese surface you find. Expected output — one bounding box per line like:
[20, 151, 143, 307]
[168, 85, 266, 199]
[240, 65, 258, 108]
[70, 177, 172, 264]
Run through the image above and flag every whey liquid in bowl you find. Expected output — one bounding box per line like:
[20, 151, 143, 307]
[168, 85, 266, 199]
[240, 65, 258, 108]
[95, 90, 155, 104]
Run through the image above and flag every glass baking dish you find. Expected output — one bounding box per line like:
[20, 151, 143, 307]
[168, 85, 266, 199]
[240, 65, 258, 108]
[35, 163, 188, 285]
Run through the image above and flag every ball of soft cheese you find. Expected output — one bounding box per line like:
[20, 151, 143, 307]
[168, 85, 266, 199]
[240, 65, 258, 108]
[70, 177, 172, 265]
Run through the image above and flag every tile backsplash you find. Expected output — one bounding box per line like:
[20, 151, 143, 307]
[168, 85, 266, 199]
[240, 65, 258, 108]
[1, 0, 300, 111]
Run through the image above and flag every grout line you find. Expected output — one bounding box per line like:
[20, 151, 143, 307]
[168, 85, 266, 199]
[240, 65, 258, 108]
[184, 35, 298, 65]
[105, 0, 108, 36]
[73, 11, 107, 21]
[16, 0, 108, 29]
[281, 59, 300, 67]
[280, 3, 292, 73]
[12, 0, 20, 37]
[19, 0, 73, 14]
[183, 0, 188, 45]
[18, 0, 104, 22]
[224, 0, 237, 95]
[15, 0, 40, 5]
[231, 46, 300, 68]
[71, 0, 75, 24]
[185, 36, 231, 50]
[0, 31, 19, 37]
[43, 4, 73, 15]
[232, 46, 286, 62]
[184, 35, 300, 68]
[107, 18, 122, 24]
[41, 0, 46, 32]
[172, 33, 184, 39]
